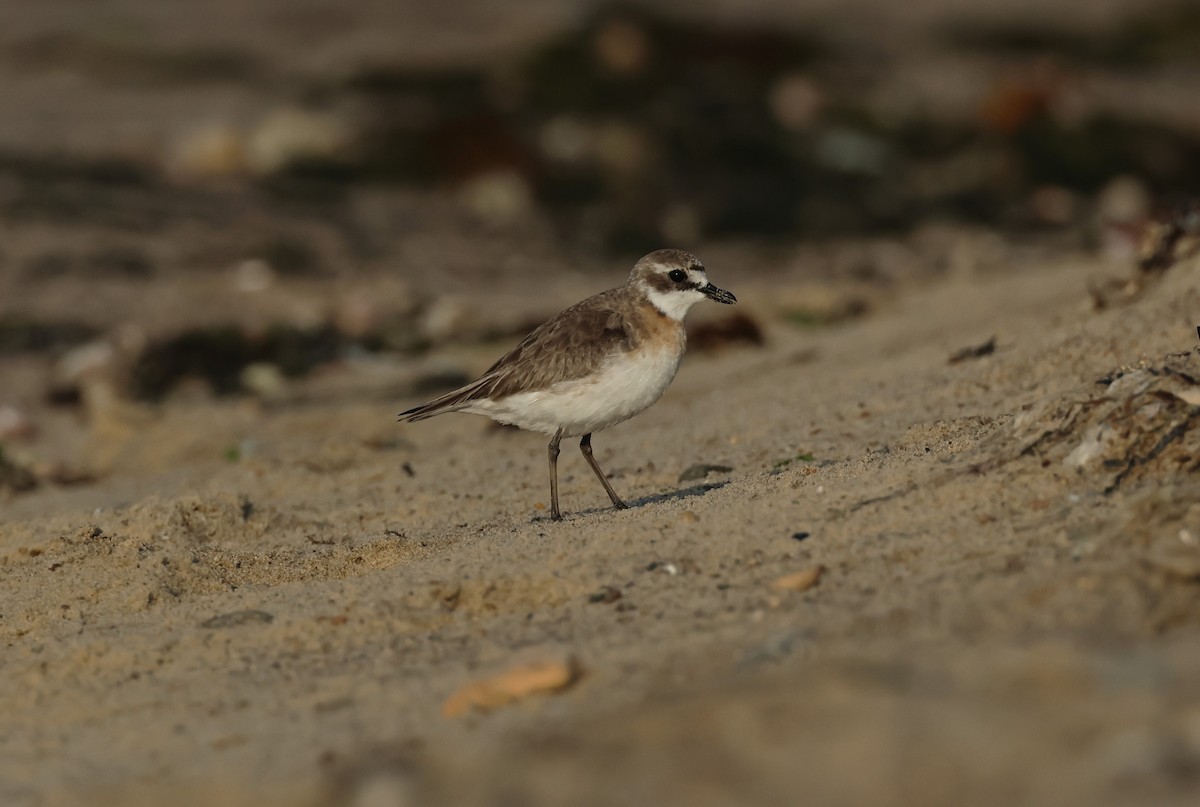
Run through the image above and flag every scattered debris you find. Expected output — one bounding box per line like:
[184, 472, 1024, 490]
[344, 769, 418, 807]
[167, 122, 246, 180]
[1090, 199, 1200, 309]
[774, 453, 815, 469]
[276, 6, 1200, 250]
[0, 317, 99, 355]
[688, 313, 765, 353]
[1139, 199, 1200, 273]
[783, 298, 869, 328]
[200, 609, 275, 629]
[39, 463, 97, 486]
[238, 494, 254, 522]
[130, 325, 350, 400]
[769, 565, 825, 592]
[442, 656, 582, 718]
[588, 586, 622, 604]
[409, 370, 473, 398]
[646, 560, 690, 575]
[0, 446, 38, 494]
[1121, 485, 1200, 583]
[989, 351, 1200, 493]
[678, 463, 733, 482]
[239, 362, 288, 400]
[948, 336, 997, 364]
[433, 584, 461, 613]
[230, 258, 274, 293]
[245, 107, 351, 176]
[1142, 546, 1200, 581]
[50, 340, 118, 402]
[457, 169, 535, 224]
[418, 297, 476, 344]
[0, 406, 35, 441]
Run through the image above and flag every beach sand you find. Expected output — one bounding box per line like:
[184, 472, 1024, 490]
[2, 2, 1199, 804]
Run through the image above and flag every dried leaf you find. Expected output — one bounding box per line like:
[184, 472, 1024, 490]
[442, 657, 582, 718]
[769, 565, 825, 592]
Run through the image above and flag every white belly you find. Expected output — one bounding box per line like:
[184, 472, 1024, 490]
[465, 346, 683, 437]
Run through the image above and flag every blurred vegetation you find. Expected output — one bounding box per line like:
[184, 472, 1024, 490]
[4, 3, 1200, 403]
[264, 3, 1200, 252]
[130, 325, 364, 400]
[944, 3, 1200, 67]
[0, 318, 100, 354]
[1, 3, 1197, 258]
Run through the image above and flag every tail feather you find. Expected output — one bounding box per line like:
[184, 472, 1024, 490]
[397, 375, 495, 422]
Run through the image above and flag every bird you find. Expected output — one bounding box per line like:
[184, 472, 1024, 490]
[398, 249, 736, 520]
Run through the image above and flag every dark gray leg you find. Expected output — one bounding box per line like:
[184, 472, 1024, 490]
[548, 428, 563, 521]
[580, 433, 627, 510]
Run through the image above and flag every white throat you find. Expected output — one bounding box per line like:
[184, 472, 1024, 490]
[641, 282, 705, 322]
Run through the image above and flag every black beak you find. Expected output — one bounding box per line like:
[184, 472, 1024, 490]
[702, 283, 737, 305]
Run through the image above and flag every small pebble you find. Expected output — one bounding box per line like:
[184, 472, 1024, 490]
[791, 531, 811, 542]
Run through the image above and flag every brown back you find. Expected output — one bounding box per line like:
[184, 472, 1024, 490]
[475, 287, 639, 399]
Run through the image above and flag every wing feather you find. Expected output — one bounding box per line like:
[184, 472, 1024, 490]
[398, 290, 634, 422]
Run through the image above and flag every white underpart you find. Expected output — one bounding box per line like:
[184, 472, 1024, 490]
[462, 343, 683, 437]
[642, 278, 707, 321]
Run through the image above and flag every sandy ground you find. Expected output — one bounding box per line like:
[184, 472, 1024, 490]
[4, 243, 1200, 806]
[3, 1, 1200, 805]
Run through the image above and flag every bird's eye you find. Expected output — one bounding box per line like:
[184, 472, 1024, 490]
[668, 269, 687, 282]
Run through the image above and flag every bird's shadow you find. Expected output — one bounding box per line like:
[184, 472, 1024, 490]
[531, 480, 730, 523]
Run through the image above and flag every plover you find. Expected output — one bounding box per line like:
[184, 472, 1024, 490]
[399, 249, 736, 520]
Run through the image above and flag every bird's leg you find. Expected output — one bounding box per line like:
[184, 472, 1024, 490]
[548, 428, 563, 521]
[580, 433, 628, 510]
